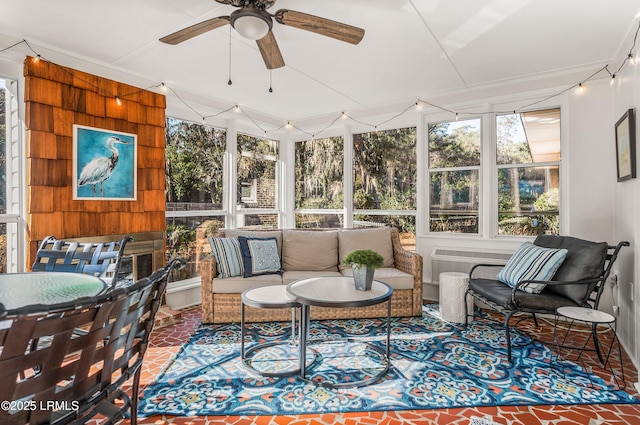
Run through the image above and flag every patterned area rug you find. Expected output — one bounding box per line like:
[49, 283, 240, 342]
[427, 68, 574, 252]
[139, 308, 637, 417]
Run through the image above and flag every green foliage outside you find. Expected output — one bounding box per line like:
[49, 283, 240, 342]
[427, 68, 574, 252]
[295, 137, 344, 210]
[343, 249, 384, 269]
[165, 117, 225, 205]
[353, 128, 417, 212]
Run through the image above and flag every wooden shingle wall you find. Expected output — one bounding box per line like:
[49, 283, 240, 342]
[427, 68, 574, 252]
[23, 56, 167, 266]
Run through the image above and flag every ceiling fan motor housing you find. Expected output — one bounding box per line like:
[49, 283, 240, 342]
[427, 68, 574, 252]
[230, 4, 273, 40]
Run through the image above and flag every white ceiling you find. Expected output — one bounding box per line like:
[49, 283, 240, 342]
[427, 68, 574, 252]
[1, 0, 639, 128]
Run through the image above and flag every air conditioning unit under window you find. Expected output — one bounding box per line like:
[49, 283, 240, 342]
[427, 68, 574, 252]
[430, 248, 512, 284]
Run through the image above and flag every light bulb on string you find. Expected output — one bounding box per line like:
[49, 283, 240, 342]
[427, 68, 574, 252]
[160, 83, 168, 92]
[115, 96, 122, 106]
[610, 74, 616, 86]
[32, 55, 41, 63]
[577, 83, 584, 94]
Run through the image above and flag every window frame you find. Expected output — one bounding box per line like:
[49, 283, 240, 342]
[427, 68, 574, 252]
[494, 107, 562, 238]
[426, 117, 482, 235]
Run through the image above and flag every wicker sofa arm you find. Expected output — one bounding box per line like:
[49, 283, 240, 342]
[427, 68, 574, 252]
[200, 255, 218, 323]
[390, 228, 423, 288]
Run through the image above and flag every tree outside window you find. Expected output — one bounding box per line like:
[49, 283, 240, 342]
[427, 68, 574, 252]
[353, 127, 416, 249]
[428, 119, 481, 233]
[295, 137, 344, 228]
[165, 117, 226, 279]
[237, 133, 279, 229]
[496, 108, 560, 236]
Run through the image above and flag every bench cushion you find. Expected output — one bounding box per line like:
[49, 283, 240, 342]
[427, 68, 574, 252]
[282, 270, 343, 285]
[534, 235, 608, 303]
[469, 278, 579, 311]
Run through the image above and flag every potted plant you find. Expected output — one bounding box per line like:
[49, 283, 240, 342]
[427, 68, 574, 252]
[343, 249, 384, 291]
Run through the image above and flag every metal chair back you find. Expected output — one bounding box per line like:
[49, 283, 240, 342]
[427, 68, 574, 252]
[0, 258, 185, 425]
[32, 235, 133, 288]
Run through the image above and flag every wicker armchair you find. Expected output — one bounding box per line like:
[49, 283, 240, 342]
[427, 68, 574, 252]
[0, 258, 185, 425]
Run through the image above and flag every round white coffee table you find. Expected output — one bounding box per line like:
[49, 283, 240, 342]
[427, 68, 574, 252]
[240, 285, 314, 377]
[287, 276, 393, 388]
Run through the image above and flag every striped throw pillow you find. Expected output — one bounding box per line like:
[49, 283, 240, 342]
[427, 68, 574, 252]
[208, 237, 244, 279]
[497, 242, 568, 294]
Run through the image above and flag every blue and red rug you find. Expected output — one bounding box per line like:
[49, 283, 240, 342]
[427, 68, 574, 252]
[138, 308, 637, 417]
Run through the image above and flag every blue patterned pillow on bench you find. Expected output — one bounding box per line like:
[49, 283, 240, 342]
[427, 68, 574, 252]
[497, 242, 568, 294]
[238, 236, 282, 277]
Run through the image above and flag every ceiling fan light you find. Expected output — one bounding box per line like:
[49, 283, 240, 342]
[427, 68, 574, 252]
[231, 10, 272, 40]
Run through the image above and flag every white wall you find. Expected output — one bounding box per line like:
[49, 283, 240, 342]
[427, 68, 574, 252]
[611, 61, 640, 371]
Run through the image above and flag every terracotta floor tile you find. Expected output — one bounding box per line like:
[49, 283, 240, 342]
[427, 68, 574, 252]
[121, 306, 640, 425]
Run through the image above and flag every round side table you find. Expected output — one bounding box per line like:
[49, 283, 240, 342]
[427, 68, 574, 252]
[240, 285, 314, 377]
[553, 306, 625, 390]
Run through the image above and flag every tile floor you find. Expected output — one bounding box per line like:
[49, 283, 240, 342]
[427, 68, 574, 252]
[128, 306, 640, 425]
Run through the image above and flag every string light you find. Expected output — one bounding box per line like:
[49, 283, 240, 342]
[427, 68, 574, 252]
[2, 15, 639, 138]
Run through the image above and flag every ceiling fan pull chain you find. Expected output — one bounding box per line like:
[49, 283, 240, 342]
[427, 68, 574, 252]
[228, 26, 233, 86]
[268, 70, 273, 93]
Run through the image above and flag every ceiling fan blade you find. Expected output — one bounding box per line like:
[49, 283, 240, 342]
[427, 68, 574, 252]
[256, 31, 285, 69]
[274, 9, 365, 45]
[160, 16, 230, 45]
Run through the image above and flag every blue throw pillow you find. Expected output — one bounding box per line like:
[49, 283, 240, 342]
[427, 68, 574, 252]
[208, 237, 244, 279]
[238, 236, 282, 277]
[497, 242, 568, 294]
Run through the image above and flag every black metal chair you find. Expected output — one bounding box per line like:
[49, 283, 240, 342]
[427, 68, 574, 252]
[32, 235, 133, 289]
[0, 258, 186, 425]
[465, 235, 628, 364]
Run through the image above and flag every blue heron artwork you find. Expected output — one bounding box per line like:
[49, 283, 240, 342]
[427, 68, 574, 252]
[73, 125, 137, 200]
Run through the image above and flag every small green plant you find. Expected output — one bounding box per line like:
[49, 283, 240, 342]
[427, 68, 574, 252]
[343, 249, 384, 269]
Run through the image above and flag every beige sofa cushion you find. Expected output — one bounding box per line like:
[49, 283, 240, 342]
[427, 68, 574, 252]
[338, 227, 395, 270]
[282, 270, 343, 285]
[281, 230, 339, 272]
[223, 229, 283, 258]
[340, 267, 414, 290]
[212, 274, 283, 294]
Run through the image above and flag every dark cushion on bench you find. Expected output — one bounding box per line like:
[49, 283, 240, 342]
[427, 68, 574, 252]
[469, 278, 580, 311]
[533, 235, 608, 304]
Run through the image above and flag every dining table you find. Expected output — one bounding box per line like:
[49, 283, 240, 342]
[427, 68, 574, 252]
[0, 272, 107, 315]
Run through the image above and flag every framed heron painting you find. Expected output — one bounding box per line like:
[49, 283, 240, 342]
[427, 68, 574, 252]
[73, 124, 137, 200]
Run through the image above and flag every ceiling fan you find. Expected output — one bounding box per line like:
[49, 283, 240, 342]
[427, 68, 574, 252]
[159, 0, 365, 70]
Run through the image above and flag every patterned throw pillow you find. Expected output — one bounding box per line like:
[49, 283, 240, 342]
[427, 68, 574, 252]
[497, 242, 568, 294]
[238, 236, 282, 277]
[208, 237, 244, 279]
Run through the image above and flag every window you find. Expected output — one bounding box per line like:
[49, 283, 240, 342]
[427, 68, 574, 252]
[294, 136, 344, 228]
[428, 119, 481, 233]
[165, 117, 227, 280]
[237, 133, 279, 229]
[353, 127, 416, 249]
[496, 108, 561, 235]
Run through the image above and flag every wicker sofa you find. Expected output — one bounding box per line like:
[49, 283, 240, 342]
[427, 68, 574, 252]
[200, 227, 423, 324]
